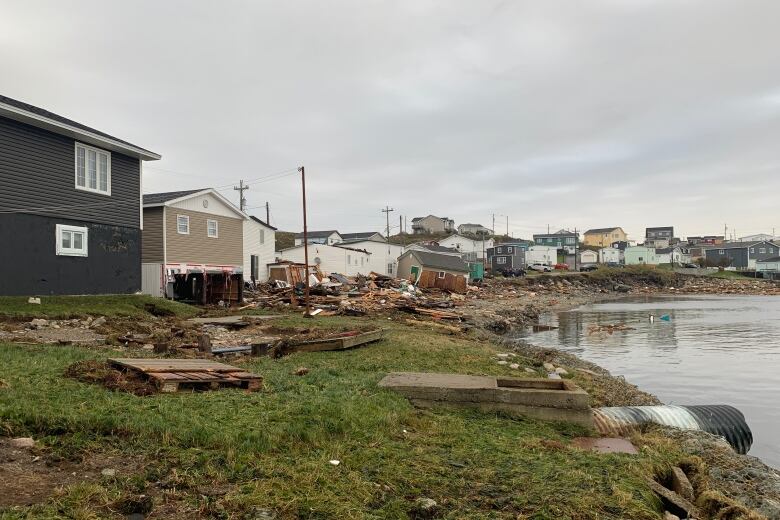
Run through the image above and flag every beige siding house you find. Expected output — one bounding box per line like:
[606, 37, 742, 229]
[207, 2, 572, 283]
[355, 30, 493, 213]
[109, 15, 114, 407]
[141, 189, 247, 304]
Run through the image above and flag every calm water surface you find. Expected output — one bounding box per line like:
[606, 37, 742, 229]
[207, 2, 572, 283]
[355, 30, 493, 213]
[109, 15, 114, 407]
[519, 295, 780, 468]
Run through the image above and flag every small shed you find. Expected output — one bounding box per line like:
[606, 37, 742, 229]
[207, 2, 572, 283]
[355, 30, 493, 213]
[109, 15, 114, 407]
[397, 250, 470, 293]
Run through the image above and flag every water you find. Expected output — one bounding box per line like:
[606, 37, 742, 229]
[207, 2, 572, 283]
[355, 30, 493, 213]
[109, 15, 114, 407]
[520, 295, 780, 468]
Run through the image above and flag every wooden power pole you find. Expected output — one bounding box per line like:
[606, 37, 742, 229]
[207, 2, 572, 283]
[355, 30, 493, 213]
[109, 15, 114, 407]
[233, 180, 249, 211]
[299, 166, 311, 317]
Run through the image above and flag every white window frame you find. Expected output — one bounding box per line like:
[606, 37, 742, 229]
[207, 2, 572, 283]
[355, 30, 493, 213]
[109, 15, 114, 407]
[177, 215, 190, 235]
[718, 249, 725, 255]
[759, 247, 766, 254]
[207, 219, 219, 238]
[507, 246, 513, 253]
[56, 224, 88, 257]
[437, 271, 446, 279]
[74, 142, 111, 196]
[497, 257, 507, 264]
[259, 229, 265, 244]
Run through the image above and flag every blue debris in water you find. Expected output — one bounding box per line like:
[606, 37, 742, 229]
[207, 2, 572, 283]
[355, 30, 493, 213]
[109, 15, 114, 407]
[660, 314, 671, 321]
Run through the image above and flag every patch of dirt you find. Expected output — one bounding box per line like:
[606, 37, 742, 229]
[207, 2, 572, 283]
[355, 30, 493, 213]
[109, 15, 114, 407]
[64, 360, 158, 396]
[0, 438, 137, 508]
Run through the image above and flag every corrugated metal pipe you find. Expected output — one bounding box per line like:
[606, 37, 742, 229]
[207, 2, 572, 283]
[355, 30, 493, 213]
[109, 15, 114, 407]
[592, 405, 753, 454]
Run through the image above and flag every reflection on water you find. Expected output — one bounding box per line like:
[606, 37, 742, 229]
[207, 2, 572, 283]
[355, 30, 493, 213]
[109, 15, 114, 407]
[518, 295, 780, 468]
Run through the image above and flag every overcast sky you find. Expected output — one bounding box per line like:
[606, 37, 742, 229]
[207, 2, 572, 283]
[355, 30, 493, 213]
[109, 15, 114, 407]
[2, 1, 779, 239]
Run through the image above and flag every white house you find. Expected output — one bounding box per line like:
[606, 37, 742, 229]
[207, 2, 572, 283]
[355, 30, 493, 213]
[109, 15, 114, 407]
[457, 223, 492, 236]
[341, 238, 405, 276]
[757, 256, 780, 273]
[278, 243, 371, 277]
[243, 216, 276, 283]
[525, 246, 557, 266]
[655, 246, 692, 265]
[579, 250, 598, 265]
[598, 247, 622, 264]
[294, 230, 342, 246]
[437, 234, 494, 261]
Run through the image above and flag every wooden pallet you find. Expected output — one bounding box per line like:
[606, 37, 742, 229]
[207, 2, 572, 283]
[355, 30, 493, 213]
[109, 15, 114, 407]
[108, 358, 263, 393]
[285, 329, 384, 354]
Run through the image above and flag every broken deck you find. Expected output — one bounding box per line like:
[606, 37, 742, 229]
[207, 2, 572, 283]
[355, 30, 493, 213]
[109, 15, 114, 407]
[108, 358, 263, 393]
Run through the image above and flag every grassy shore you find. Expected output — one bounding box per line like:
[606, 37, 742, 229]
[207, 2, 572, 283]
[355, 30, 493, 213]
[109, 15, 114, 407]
[0, 295, 199, 320]
[0, 307, 689, 519]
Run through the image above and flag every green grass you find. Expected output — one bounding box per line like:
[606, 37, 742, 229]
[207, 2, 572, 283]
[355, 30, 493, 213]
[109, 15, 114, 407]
[0, 295, 199, 320]
[0, 314, 678, 519]
[705, 269, 751, 279]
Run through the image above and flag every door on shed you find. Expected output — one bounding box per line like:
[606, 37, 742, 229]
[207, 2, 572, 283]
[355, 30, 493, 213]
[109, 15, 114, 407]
[410, 265, 420, 282]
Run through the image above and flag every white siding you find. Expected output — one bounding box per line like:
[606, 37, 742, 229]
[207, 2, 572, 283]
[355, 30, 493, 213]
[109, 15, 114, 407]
[525, 246, 557, 265]
[169, 192, 243, 218]
[598, 248, 622, 264]
[243, 219, 276, 282]
[141, 263, 164, 297]
[279, 244, 371, 276]
[343, 240, 405, 275]
[437, 235, 494, 260]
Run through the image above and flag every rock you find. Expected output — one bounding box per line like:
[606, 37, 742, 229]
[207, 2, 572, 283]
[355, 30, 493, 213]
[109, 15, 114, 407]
[293, 367, 309, 376]
[663, 512, 680, 520]
[543, 362, 555, 371]
[524, 368, 536, 373]
[101, 468, 117, 477]
[412, 497, 438, 518]
[497, 360, 508, 365]
[27, 297, 41, 304]
[670, 467, 694, 501]
[29, 318, 48, 329]
[496, 353, 510, 359]
[141, 344, 155, 350]
[91, 316, 107, 328]
[9, 437, 35, 448]
[548, 373, 562, 380]
[646, 479, 700, 519]
[509, 363, 520, 369]
[555, 367, 568, 375]
[328, 460, 340, 466]
[250, 509, 277, 520]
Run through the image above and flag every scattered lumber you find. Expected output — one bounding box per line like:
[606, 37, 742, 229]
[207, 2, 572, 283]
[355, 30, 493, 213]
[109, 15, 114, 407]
[108, 358, 262, 393]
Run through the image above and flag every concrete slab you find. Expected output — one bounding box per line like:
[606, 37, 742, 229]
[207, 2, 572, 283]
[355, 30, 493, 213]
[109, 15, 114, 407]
[572, 437, 638, 454]
[379, 372, 593, 428]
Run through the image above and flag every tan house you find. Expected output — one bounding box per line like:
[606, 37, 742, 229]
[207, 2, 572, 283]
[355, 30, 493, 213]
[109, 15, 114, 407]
[411, 215, 455, 234]
[397, 249, 469, 293]
[583, 227, 627, 247]
[141, 188, 247, 304]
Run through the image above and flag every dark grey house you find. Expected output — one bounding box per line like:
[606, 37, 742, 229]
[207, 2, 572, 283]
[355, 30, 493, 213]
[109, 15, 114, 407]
[0, 95, 160, 295]
[486, 243, 528, 272]
[704, 241, 780, 269]
[645, 226, 677, 248]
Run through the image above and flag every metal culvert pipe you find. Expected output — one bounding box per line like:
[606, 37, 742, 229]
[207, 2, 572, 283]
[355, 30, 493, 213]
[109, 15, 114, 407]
[592, 405, 753, 454]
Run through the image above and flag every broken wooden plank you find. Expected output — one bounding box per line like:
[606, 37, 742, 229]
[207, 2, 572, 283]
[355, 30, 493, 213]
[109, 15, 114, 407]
[288, 329, 384, 353]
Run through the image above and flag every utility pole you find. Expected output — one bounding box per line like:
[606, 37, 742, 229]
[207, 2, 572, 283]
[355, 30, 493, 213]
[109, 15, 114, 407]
[399, 215, 403, 236]
[506, 216, 509, 237]
[234, 180, 249, 211]
[404, 216, 407, 234]
[265, 201, 270, 224]
[382, 206, 395, 241]
[574, 227, 578, 271]
[299, 166, 311, 317]
[724, 223, 728, 242]
[492, 214, 496, 236]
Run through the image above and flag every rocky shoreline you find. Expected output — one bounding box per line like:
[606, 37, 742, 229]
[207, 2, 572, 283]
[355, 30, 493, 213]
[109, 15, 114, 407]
[469, 272, 780, 518]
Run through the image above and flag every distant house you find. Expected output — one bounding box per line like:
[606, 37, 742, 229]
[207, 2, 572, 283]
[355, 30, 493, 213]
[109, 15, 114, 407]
[457, 223, 492, 236]
[486, 243, 528, 272]
[757, 256, 780, 276]
[294, 230, 342, 246]
[437, 233, 494, 262]
[411, 215, 455, 234]
[655, 246, 691, 265]
[739, 233, 777, 242]
[396, 250, 469, 293]
[404, 242, 462, 257]
[584, 227, 627, 247]
[525, 246, 557, 266]
[579, 250, 598, 265]
[0, 94, 160, 296]
[687, 235, 724, 246]
[339, 238, 404, 276]
[278, 243, 371, 276]
[532, 229, 579, 255]
[624, 246, 659, 265]
[142, 189, 246, 304]
[598, 247, 622, 264]
[244, 216, 277, 284]
[341, 231, 384, 242]
[704, 241, 780, 270]
[645, 226, 677, 248]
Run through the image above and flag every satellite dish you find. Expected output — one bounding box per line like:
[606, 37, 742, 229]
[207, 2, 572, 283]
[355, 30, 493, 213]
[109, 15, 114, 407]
[314, 257, 322, 265]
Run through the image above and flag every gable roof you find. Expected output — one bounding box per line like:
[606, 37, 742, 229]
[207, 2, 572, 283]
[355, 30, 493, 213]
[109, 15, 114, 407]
[646, 226, 674, 233]
[249, 216, 277, 230]
[409, 243, 460, 254]
[143, 189, 207, 205]
[294, 230, 341, 239]
[143, 188, 246, 219]
[0, 94, 160, 161]
[585, 227, 622, 235]
[278, 243, 370, 255]
[341, 232, 382, 240]
[404, 250, 469, 272]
